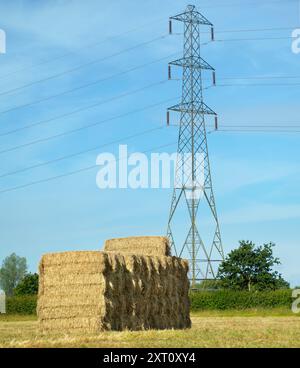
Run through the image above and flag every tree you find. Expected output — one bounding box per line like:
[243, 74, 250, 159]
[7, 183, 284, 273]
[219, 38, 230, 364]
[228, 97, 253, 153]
[217, 241, 289, 292]
[14, 273, 39, 296]
[0, 253, 27, 296]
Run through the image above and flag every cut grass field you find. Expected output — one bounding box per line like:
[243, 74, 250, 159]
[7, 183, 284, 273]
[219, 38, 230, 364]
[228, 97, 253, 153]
[0, 309, 299, 348]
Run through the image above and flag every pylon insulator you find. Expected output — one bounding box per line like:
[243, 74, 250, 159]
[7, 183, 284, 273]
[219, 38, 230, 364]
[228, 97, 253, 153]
[212, 71, 216, 86]
[168, 65, 172, 80]
[211, 27, 215, 41]
[169, 20, 172, 34]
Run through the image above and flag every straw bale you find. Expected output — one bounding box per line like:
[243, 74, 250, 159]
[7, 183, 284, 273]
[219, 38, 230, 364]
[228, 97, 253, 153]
[104, 236, 171, 257]
[38, 250, 191, 333]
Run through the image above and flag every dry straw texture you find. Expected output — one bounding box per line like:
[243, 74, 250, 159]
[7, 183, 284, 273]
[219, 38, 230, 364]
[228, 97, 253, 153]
[104, 236, 171, 257]
[38, 249, 190, 333]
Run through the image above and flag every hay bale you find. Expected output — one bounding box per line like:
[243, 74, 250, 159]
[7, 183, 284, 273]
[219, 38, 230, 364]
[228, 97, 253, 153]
[37, 251, 190, 333]
[104, 236, 171, 257]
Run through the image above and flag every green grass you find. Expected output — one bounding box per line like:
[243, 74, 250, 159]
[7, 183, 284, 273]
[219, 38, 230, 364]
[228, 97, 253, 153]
[1, 310, 300, 348]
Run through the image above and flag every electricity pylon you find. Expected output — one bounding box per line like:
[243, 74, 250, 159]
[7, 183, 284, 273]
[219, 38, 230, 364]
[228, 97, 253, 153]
[166, 5, 224, 287]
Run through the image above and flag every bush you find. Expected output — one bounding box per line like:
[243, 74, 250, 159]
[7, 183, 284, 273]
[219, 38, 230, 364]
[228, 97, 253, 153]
[194, 280, 223, 290]
[2, 291, 293, 315]
[14, 273, 39, 296]
[6, 295, 37, 315]
[190, 289, 293, 310]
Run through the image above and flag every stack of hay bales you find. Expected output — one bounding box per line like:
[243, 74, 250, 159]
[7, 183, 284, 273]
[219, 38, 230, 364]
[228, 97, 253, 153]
[104, 236, 171, 257]
[37, 237, 191, 333]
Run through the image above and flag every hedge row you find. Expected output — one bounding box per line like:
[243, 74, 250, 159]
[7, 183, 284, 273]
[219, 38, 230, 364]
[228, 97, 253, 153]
[6, 295, 37, 315]
[189, 290, 293, 310]
[3, 290, 293, 315]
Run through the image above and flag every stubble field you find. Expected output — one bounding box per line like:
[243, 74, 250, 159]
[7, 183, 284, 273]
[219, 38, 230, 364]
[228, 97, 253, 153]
[0, 309, 299, 348]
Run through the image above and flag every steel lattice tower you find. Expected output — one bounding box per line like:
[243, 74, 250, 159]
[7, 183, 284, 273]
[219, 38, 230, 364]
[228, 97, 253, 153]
[166, 5, 224, 287]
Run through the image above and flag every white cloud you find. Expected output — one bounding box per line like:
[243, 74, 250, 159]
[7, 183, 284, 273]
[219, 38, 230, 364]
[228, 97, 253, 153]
[222, 203, 300, 224]
[213, 156, 299, 194]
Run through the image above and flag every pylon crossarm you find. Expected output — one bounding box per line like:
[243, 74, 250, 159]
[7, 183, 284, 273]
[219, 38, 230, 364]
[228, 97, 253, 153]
[168, 102, 216, 115]
[200, 102, 217, 115]
[170, 6, 213, 26]
[169, 56, 214, 70]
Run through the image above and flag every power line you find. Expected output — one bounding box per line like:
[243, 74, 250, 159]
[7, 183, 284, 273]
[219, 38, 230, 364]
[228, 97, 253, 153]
[0, 52, 178, 116]
[1, 125, 297, 192]
[218, 75, 300, 81]
[217, 124, 300, 128]
[0, 35, 168, 97]
[0, 97, 177, 154]
[216, 82, 300, 87]
[0, 125, 166, 179]
[0, 50, 296, 119]
[171, 123, 300, 129]
[217, 129, 300, 133]
[0, 141, 177, 195]
[200, 36, 294, 46]
[0, 79, 169, 138]
[2, 71, 298, 117]
[213, 26, 299, 33]
[4, 98, 297, 161]
[168, 75, 300, 84]
[0, 17, 166, 81]
[148, 80, 300, 88]
[216, 36, 293, 42]
[0, 29, 296, 101]
[199, 26, 298, 37]
[0, 1, 296, 80]
[1, 23, 297, 86]
[0, 95, 178, 155]
[201, 0, 299, 9]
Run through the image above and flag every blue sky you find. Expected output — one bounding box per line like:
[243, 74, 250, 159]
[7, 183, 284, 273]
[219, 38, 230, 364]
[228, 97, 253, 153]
[0, 0, 299, 286]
